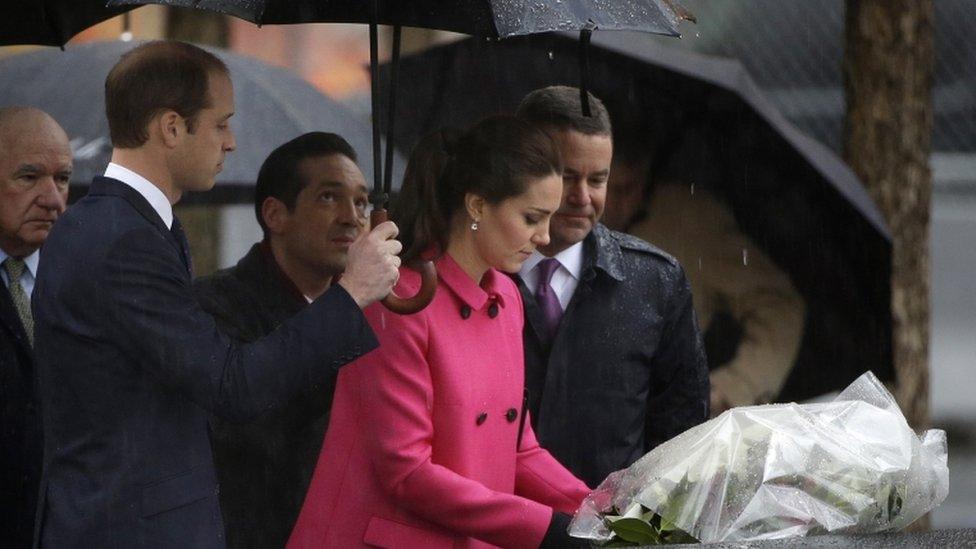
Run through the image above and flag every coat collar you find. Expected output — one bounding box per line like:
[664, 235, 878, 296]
[582, 224, 626, 283]
[435, 252, 513, 311]
[249, 241, 309, 308]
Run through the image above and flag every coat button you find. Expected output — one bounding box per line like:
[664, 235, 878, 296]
[488, 302, 499, 318]
[505, 408, 518, 423]
[460, 305, 472, 319]
[476, 411, 488, 425]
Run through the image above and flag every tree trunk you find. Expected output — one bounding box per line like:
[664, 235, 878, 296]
[843, 0, 934, 431]
[843, 3, 934, 527]
[165, 8, 230, 277]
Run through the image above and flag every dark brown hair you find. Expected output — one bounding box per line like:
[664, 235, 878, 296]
[105, 41, 229, 148]
[254, 132, 358, 235]
[516, 85, 612, 137]
[392, 116, 562, 262]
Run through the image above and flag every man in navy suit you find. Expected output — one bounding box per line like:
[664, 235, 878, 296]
[32, 41, 401, 548]
[0, 106, 71, 548]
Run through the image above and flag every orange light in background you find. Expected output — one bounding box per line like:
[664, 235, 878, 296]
[69, 6, 167, 44]
[230, 20, 376, 100]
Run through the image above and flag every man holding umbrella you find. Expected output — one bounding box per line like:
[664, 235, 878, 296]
[32, 41, 401, 547]
[516, 86, 710, 488]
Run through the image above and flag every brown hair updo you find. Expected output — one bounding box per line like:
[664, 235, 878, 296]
[392, 115, 562, 263]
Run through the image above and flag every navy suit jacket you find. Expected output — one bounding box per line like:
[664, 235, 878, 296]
[1, 274, 41, 547]
[32, 177, 378, 548]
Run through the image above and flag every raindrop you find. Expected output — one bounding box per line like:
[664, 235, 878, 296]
[742, 249, 749, 266]
[548, 51, 554, 60]
[697, 257, 702, 271]
[690, 183, 695, 196]
[695, 31, 701, 39]
[120, 31, 133, 42]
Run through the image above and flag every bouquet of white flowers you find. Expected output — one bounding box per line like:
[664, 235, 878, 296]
[570, 372, 949, 545]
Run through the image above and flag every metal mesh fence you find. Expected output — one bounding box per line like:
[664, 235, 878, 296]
[648, 0, 976, 154]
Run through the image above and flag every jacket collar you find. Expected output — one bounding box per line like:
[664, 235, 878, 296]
[581, 224, 626, 283]
[253, 240, 309, 307]
[435, 252, 513, 311]
[89, 176, 171, 236]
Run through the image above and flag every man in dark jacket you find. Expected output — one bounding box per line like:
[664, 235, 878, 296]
[32, 41, 400, 548]
[0, 106, 71, 548]
[194, 132, 369, 548]
[515, 86, 710, 488]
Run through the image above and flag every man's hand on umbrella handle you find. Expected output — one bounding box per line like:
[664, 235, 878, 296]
[339, 220, 402, 309]
[371, 208, 437, 315]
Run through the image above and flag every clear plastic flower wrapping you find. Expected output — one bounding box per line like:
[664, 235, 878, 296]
[570, 372, 949, 543]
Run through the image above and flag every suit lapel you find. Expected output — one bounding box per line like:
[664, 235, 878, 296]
[0, 283, 31, 357]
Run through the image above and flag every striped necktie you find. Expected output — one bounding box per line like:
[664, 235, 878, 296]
[534, 258, 563, 342]
[3, 257, 33, 346]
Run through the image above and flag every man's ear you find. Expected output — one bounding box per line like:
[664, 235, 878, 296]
[262, 196, 289, 235]
[463, 192, 486, 224]
[157, 111, 184, 148]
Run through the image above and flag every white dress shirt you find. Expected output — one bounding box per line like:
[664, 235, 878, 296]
[105, 162, 174, 229]
[0, 248, 40, 299]
[518, 242, 584, 311]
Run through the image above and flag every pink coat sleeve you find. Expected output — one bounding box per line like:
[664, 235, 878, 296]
[358, 305, 555, 549]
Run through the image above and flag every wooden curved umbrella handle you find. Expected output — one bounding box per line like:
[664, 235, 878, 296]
[371, 208, 437, 315]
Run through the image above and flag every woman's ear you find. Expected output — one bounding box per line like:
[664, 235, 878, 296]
[463, 192, 486, 224]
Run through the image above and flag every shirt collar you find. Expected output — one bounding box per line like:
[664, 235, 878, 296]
[105, 162, 174, 229]
[0, 248, 40, 279]
[436, 252, 512, 311]
[519, 241, 585, 281]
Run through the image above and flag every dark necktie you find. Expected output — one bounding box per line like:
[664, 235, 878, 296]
[534, 258, 563, 342]
[3, 257, 33, 346]
[170, 216, 193, 276]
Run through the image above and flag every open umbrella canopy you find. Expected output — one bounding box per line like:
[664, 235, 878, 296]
[0, 1, 131, 47]
[378, 33, 894, 400]
[0, 40, 400, 204]
[107, 0, 684, 38]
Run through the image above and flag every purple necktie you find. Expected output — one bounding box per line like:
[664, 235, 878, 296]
[535, 258, 563, 341]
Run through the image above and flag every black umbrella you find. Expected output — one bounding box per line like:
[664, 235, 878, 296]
[0, 1, 132, 47]
[107, 0, 691, 313]
[377, 33, 894, 400]
[0, 40, 400, 205]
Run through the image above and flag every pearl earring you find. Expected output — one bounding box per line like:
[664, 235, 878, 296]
[471, 220, 480, 231]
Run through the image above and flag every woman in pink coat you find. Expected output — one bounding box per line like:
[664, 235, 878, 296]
[288, 117, 591, 549]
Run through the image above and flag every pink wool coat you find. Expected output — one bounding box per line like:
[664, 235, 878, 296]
[288, 253, 590, 549]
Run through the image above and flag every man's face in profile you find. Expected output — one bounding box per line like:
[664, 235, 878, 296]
[174, 72, 236, 194]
